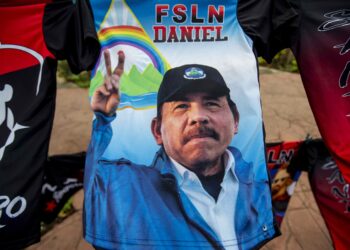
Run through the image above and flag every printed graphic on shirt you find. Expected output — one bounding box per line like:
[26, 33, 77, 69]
[318, 9, 350, 101]
[0, 47, 47, 245]
[89, 1, 267, 182]
[266, 141, 303, 226]
[89, 2, 171, 111]
[0, 1, 99, 248]
[0, 44, 44, 161]
[288, 1, 350, 183]
[0, 195, 27, 229]
[0, 43, 45, 231]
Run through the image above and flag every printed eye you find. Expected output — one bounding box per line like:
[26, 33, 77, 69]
[205, 101, 220, 107]
[174, 103, 189, 110]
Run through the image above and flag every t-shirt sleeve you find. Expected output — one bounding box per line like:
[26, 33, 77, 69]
[237, 0, 299, 63]
[43, 0, 100, 73]
[267, 0, 300, 62]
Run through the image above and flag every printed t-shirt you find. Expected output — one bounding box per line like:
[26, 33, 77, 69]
[84, 0, 297, 248]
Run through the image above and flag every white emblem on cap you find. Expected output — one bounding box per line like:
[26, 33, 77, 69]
[183, 67, 206, 80]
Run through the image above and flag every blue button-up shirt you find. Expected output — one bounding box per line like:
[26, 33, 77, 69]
[83, 113, 280, 249]
[170, 151, 239, 249]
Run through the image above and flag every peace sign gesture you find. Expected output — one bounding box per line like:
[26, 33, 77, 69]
[91, 50, 125, 116]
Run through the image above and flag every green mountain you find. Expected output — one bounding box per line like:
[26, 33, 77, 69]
[89, 63, 163, 97]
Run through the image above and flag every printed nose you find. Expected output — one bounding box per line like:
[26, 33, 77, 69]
[189, 107, 209, 125]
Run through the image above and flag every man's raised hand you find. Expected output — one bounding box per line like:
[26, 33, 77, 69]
[91, 50, 125, 116]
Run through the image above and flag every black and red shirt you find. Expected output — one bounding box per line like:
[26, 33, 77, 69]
[275, 1, 350, 248]
[283, 0, 350, 184]
[0, 0, 99, 248]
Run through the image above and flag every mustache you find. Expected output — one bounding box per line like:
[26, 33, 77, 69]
[183, 126, 219, 144]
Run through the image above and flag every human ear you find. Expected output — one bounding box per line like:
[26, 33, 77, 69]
[151, 118, 163, 145]
[233, 121, 238, 135]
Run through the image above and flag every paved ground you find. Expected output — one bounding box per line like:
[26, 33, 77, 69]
[28, 68, 333, 250]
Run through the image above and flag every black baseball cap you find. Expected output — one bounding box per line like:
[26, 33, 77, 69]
[157, 64, 231, 108]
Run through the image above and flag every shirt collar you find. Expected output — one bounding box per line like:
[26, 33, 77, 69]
[170, 149, 237, 186]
